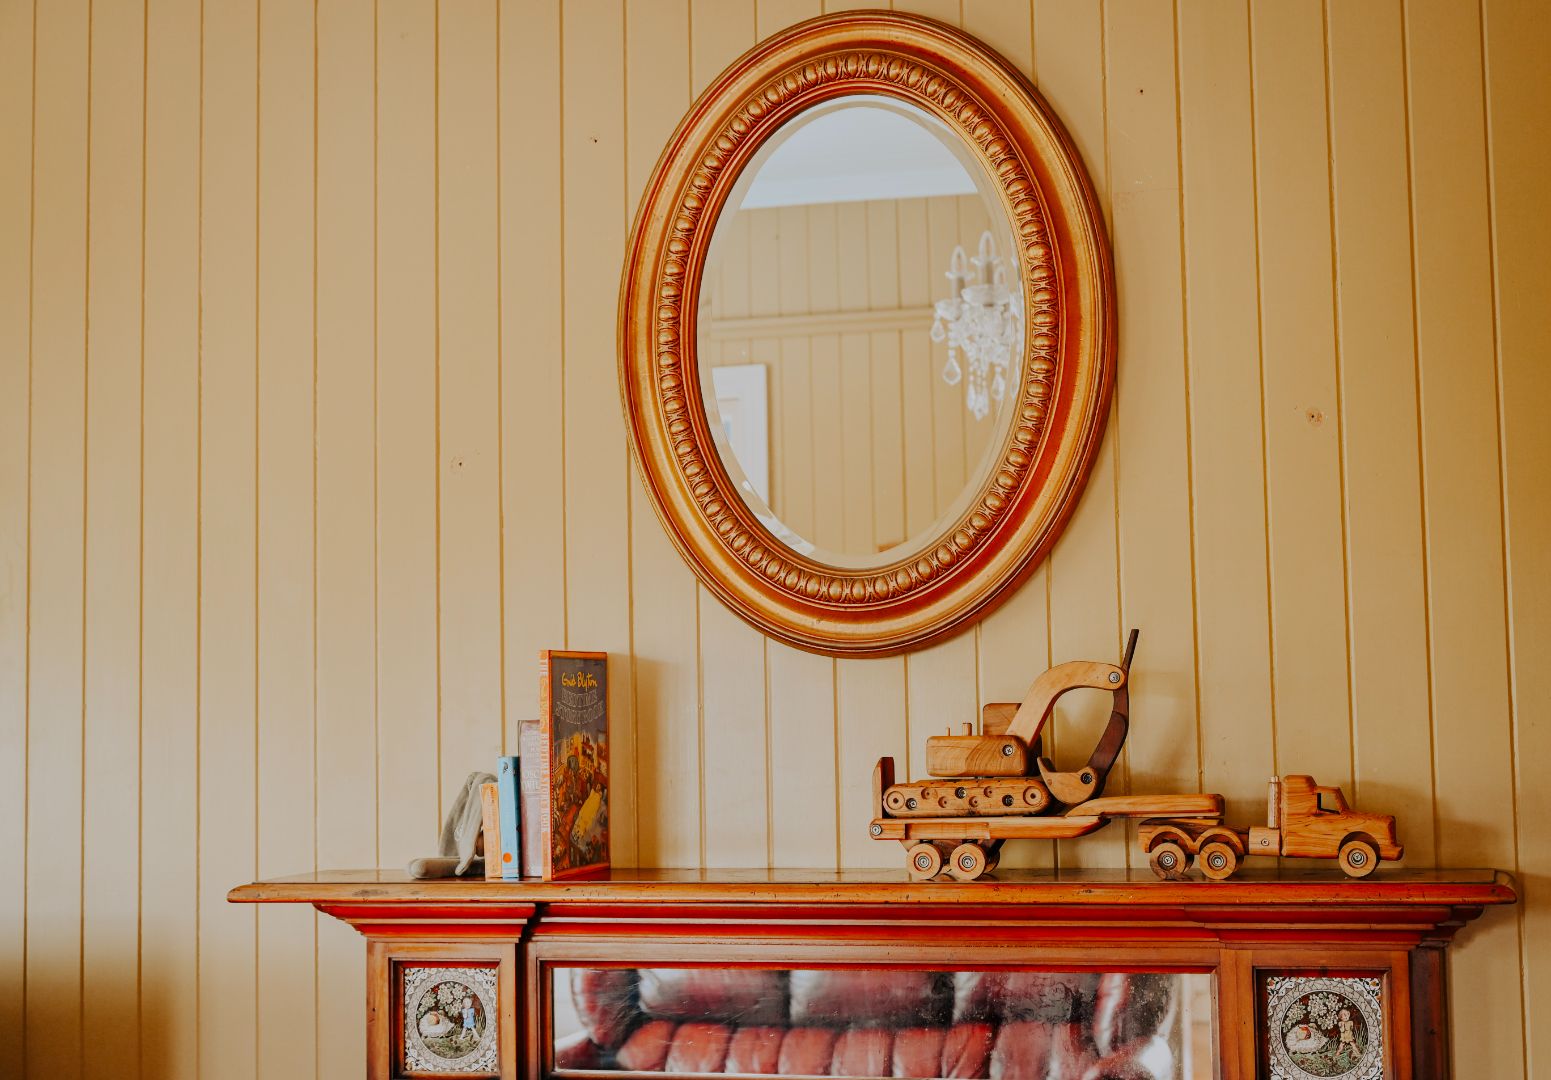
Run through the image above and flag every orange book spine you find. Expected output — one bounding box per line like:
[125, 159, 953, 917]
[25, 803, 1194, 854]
[480, 782, 501, 880]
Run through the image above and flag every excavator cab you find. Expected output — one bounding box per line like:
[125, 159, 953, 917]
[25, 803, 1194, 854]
[922, 629, 1139, 808]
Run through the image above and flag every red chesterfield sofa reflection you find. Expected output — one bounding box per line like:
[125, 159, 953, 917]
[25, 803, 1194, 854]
[557, 968, 1179, 1078]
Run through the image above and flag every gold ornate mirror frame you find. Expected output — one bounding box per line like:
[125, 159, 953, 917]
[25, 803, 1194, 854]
[619, 11, 1114, 657]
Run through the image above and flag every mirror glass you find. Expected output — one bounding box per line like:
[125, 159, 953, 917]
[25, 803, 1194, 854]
[697, 95, 1025, 570]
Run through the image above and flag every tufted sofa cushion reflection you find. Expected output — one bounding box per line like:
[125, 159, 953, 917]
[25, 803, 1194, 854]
[558, 967, 1180, 1079]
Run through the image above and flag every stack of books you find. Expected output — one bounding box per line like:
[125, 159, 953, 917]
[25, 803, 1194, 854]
[481, 650, 610, 881]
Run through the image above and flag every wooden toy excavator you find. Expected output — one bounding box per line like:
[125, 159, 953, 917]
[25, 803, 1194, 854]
[870, 630, 1224, 880]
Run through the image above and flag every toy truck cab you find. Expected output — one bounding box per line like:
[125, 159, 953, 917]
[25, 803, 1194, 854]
[1140, 774, 1403, 880]
[1274, 775, 1403, 875]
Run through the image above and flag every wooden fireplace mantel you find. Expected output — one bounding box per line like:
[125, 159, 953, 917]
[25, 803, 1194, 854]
[231, 867, 1515, 1079]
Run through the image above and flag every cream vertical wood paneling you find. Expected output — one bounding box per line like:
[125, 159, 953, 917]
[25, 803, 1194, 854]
[757, 0, 836, 872]
[699, 573, 770, 866]
[955, 195, 997, 478]
[692, 0, 770, 871]
[833, 201, 867, 312]
[437, 0, 504, 801]
[864, 200, 903, 552]
[1248, 0, 1352, 789]
[975, 577, 1052, 870]
[924, 196, 966, 508]
[839, 333, 872, 552]
[788, 203, 825, 537]
[25, 1, 90, 1075]
[869, 329, 905, 550]
[905, 633, 979, 797]
[315, 0, 377, 1071]
[894, 0, 958, 22]
[897, 201, 936, 541]
[896, 0, 981, 816]
[1035, 0, 1124, 870]
[2, 4, 1547, 1075]
[776, 338, 815, 541]
[1408, 0, 1515, 861]
[809, 337, 845, 555]
[759, 0, 820, 36]
[627, 0, 701, 868]
[899, 0, 980, 825]
[900, 331, 937, 539]
[839, 243, 910, 868]
[695, 0, 767, 869]
[899, 0, 967, 887]
[1324, 1, 1434, 862]
[1483, 1, 1551, 1069]
[1176, 0, 1276, 826]
[499, 0, 566, 741]
[254, 1, 318, 1076]
[768, 644, 838, 867]
[836, 653, 906, 869]
[374, 0, 440, 871]
[805, 201, 838, 317]
[0, 0, 31, 1065]
[716, 211, 753, 327]
[198, 0, 259, 1075]
[562, 0, 637, 865]
[1104, 1, 1197, 840]
[963, 0, 1032, 77]
[139, 1, 201, 1075]
[1406, 2, 1525, 1074]
[964, 0, 1048, 872]
[693, 0, 752, 107]
[81, 1, 144, 1073]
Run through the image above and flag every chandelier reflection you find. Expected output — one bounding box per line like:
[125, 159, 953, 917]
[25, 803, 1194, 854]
[931, 230, 1023, 421]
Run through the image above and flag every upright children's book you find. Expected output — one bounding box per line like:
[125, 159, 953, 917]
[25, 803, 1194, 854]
[517, 721, 545, 879]
[495, 755, 522, 880]
[479, 781, 502, 881]
[531, 651, 609, 879]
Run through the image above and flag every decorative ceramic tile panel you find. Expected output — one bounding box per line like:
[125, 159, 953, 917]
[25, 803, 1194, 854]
[403, 965, 499, 1076]
[1264, 975, 1383, 1080]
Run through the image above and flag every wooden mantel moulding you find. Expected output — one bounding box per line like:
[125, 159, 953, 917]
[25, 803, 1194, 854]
[230, 866, 1514, 944]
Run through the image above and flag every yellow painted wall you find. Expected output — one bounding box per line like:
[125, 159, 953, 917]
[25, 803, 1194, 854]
[0, 1, 1545, 1078]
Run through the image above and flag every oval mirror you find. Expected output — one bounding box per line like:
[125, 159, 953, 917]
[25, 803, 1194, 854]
[698, 94, 1023, 570]
[621, 12, 1114, 656]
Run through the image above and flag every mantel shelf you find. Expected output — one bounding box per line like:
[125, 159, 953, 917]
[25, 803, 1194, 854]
[230, 865, 1515, 910]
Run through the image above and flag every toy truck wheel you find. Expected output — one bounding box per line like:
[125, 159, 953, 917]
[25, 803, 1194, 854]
[1148, 840, 1191, 880]
[906, 842, 944, 880]
[948, 843, 989, 881]
[1198, 841, 1239, 881]
[1338, 838, 1380, 878]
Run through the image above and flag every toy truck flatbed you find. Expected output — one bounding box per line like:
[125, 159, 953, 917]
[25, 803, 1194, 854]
[870, 757, 1223, 880]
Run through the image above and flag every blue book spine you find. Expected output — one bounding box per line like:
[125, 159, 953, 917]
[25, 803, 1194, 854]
[496, 755, 522, 879]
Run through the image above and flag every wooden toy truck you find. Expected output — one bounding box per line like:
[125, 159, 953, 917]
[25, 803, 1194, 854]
[1138, 775, 1403, 880]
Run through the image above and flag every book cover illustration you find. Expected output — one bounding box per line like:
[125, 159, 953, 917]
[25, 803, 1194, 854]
[539, 650, 609, 879]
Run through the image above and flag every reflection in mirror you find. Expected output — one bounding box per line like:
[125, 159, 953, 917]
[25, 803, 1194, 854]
[551, 966, 1216, 1077]
[697, 96, 1024, 569]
